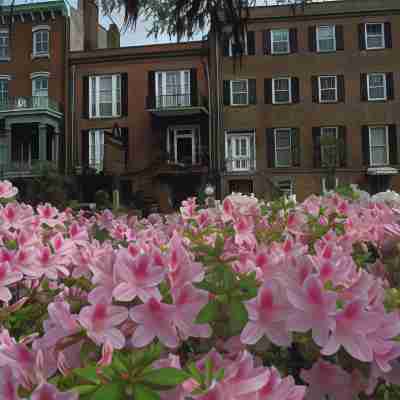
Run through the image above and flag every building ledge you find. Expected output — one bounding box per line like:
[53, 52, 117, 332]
[367, 167, 398, 176]
[148, 106, 208, 117]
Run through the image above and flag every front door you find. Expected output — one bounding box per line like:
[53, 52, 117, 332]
[174, 128, 195, 165]
[229, 180, 254, 195]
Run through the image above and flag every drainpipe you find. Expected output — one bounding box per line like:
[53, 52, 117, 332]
[71, 64, 76, 175]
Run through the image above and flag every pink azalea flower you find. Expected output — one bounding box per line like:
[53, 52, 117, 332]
[287, 275, 337, 347]
[233, 216, 257, 249]
[37, 203, 60, 227]
[31, 383, 78, 400]
[241, 280, 293, 347]
[0, 263, 22, 303]
[130, 298, 178, 349]
[0, 181, 18, 199]
[0, 366, 19, 400]
[78, 302, 128, 349]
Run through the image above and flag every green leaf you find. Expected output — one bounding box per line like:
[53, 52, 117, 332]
[205, 358, 213, 387]
[133, 384, 161, 400]
[187, 362, 204, 385]
[73, 366, 100, 384]
[228, 300, 248, 335]
[71, 385, 97, 395]
[92, 383, 123, 400]
[142, 367, 190, 387]
[195, 300, 219, 324]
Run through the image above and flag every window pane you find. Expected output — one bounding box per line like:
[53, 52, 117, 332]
[370, 87, 385, 99]
[319, 26, 335, 40]
[275, 79, 289, 91]
[276, 131, 290, 147]
[232, 80, 247, 92]
[370, 128, 386, 146]
[0, 80, 8, 104]
[320, 77, 335, 89]
[369, 74, 384, 86]
[277, 149, 291, 166]
[367, 24, 383, 35]
[319, 39, 335, 52]
[272, 30, 288, 41]
[275, 91, 289, 103]
[371, 147, 387, 165]
[99, 76, 112, 116]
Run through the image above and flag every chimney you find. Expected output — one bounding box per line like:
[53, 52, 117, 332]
[107, 24, 121, 48]
[80, 0, 98, 51]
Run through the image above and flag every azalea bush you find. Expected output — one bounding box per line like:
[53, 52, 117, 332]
[1, 180, 400, 399]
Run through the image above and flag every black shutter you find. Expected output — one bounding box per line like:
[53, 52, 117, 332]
[308, 26, 316, 52]
[386, 72, 394, 100]
[389, 125, 398, 165]
[361, 126, 370, 166]
[359, 23, 366, 50]
[335, 25, 344, 51]
[339, 126, 347, 167]
[312, 127, 321, 168]
[121, 127, 129, 166]
[263, 30, 271, 55]
[190, 68, 198, 106]
[148, 71, 155, 109]
[82, 76, 89, 118]
[292, 128, 300, 167]
[247, 31, 255, 55]
[311, 76, 319, 103]
[292, 77, 300, 103]
[249, 79, 257, 104]
[289, 28, 298, 53]
[264, 78, 272, 104]
[82, 130, 89, 167]
[121, 73, 128, 116]
[266, 128, 275, 168]
[337, 75, 345, 103]
[360, 73, 368, 101]
[223, 80, 231, 106]
[223, 38, 230, 56]
[385, 22, 392, 49]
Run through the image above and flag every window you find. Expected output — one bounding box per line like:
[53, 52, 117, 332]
[277, 180, 293, 197]
[272, 78, 291, 104]
[32, 77, 48, 97]
[367, 73, 386, 101]
[317, 25, 336, 52]
[274, 128, 292, 167]
[229, 32, 248, 56]
[369, 126, 389, 166]
[319, 76, 337, 103]
[365, 23, 385, 50]
[0, 30, 9, 60]
[89, 130, 104, 172]
[33, 27, 50, 57]
[322, 177, 339, 193]
[230, 80, 248, 106]
[225, 130, 255, 172]
[0, 79, 8, 105]
[0, 135, 7, 165]
[321, 127, 338, 166]
[271, 29, 290, 54]
[155, 70, 190, 108]
[89, 75, 121, 118]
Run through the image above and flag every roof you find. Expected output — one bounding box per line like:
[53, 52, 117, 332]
[0, 0, 68, 16]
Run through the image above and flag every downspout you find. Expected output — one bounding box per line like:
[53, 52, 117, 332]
[203, 54, 212, 179]
[215, 28, 222, 199]
[71, 64, 76, 174]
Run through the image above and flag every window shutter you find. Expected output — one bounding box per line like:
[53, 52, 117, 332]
[312, 127, 321, 168]
[266, 128, 275, 168]
[263, 30, 271, 55]
[247, 31, 255, 55]
[337, 75, 345, 103]
[385, 22, 392, 49]
[291, 128, 300, 167]
[264, 78, 272, 104]
[249, 79, 257, 104]
[82, 76, 89, 118]
[121, 127, 129, 166]
[148, 71, 155, 109]
[361, 126, 370, 166]
[358, 24, 366, 50]
[386, 72, 394, 100]
[308, 26, 316, 52]
[223, 38, 230, 56]
[121, 73, 128, 117]
[291, 77, 300, 103]
[339, 126, 347, 167]
[311, 76, 319, 103]
[223, 80, 231, 106]
[289, 28, 298, 53]
[82, 130, 89, 167]
[190, 68, 198, 106]
[360, 73, 368, 101]
[335, 25, 344, 51]
[389, 125, 398, 165]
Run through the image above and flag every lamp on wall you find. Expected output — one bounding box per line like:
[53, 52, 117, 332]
[204, 183, 215, 208]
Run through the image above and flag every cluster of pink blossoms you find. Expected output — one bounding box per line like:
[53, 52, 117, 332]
[0, 180, 399, 398]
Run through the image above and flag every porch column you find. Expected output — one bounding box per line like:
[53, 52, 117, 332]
[38, 124, 47, 161]
[52, 126, 60, 165]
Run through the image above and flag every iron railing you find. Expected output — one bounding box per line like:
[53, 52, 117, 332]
[226, 158, 256, 172]
[0, 160, 57, 178]
[0, 96, 61, 113]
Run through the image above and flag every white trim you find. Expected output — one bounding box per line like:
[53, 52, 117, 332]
[0, 75, 11, 81]
[367, 73, 387, 101]
[365, 23, 385, 50]
[225, 129, 256, 172]
[271, 29, 290, 54]
[230, 79, 249, 106]
[318, 75, 338, 103]
[32, 28, 50, 58]
[369, 126, 389, 166]
[272, 77, 292, 104]
[316, 25, 336, 52]
[89, 74, 121, 119]
[274, 128, 292, 167]
[322, 177, 339, 193]
[30, 71, 50, 79]
[167, 125, 200, 165]
[32, 25, 50, 33]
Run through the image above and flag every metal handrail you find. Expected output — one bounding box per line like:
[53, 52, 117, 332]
[0, 96, 61, 113]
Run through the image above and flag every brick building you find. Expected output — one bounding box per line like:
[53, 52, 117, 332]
[216, 0, 400, 200]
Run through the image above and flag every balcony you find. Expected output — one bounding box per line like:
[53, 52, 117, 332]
[0, 97, 62, 118]
[0, 161, 57, 179]
[226, 158, 256, 173]
[146, 93, 208, 117]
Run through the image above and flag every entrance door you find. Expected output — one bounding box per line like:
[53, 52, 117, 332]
[229, 180, 254, 195]
[174, 128, 195, 165]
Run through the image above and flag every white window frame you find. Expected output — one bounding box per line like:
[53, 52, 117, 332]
[229, 32, 248, 57]
[88, 129, 105, 172]
[167, 126, 199, 165]
[155, 70, 190, 108]
[0, 29, 9, 61]
[277, 179, 294, 197]
[274, 128, 292, 167]
[321, 127, 339, 166]
[318, 75, 338, 103]
[322, 177, 339, 193]
[225, 129, 256, 172]
[271, 29, 290, 54]
[0, 75, 10, 105]
[89, 74, 121, 119]
[369, 126, 389, 166]
[31, 72, 50, 97]
[367, 73, 387, 101]
[272, 77, 292, 104]
[365, 23, 385, 50]
[316, 25, 336, 52]
[32, 25, 50, 58]
[230, 79, 249, 106]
